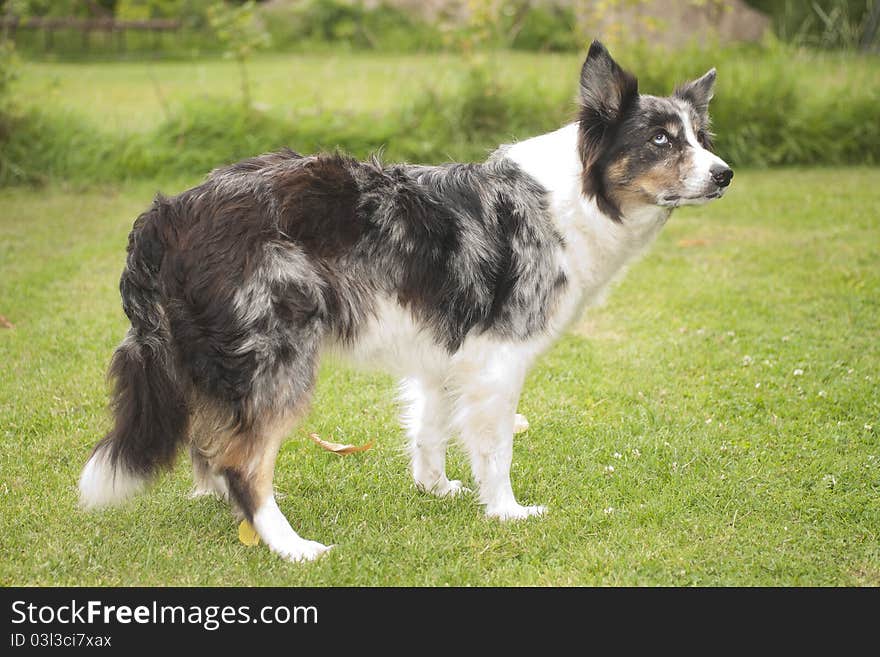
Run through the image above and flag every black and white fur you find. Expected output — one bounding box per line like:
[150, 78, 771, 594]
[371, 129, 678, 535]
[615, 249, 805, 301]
[79, 42, 732, 562]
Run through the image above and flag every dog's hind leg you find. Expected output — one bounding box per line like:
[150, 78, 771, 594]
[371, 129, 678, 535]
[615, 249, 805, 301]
[400, 375, 466, 497]
[452, 343, 546, 521]
[190, 447, 229, 500]
[187, 401, 231, 500]
[211, 408, 332, 563]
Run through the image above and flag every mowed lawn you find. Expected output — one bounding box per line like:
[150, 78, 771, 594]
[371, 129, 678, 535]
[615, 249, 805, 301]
[1, 167, 878, 586]
[17, 52, 577, 132]
[18, 50, 879, 133]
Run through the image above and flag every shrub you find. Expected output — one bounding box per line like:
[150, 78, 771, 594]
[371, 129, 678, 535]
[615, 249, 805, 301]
[0, 40, 22, 181]
[744, 0, 877, 50]
[0, 40, 16, 114]
[2, 44, 878, 187]
[262, 0, 444, 53]
[0, 106, 116, 185]
[508, 5, 580, 53]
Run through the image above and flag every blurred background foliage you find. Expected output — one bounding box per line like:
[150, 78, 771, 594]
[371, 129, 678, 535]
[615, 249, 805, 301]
[2, 0, 877, 55]
[0, 1, 877, 186]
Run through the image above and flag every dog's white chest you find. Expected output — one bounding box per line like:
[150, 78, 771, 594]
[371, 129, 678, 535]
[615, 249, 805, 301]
[505, 123, 669, 335]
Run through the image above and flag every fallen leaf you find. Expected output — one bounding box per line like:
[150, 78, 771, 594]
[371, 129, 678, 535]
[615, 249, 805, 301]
[0, 315, 13, 329]
[308, 432, 373, 455]
[677, 239, 709, 248]
[238, 519, 260, 546]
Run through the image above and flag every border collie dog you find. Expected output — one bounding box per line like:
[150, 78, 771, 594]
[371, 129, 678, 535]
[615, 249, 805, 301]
[79, 42, 732, 562]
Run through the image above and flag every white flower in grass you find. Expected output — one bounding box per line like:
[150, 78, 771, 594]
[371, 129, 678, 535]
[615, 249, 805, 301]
[818, 390, 827, 398]
[793, 368, 804, 376]
[782, 335, 791, 342]
[612, 452, 622, 459]
[631, 448, 641, 458]
[865, 424, 873, 432]
[603, 465, 615, 475]
[603, 507, 615, 515]
[755, 382, 761, 389]
[742, 355, 753, 366]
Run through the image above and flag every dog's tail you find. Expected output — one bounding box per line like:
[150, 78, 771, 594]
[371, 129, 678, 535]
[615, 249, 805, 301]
[79, 198, 189, 510]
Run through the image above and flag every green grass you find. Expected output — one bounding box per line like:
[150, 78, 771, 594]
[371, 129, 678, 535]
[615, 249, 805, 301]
[16, 52, 575, 133]
[7, 47, 880, 186]
[17, 49, 878, 134]
[8, 47, 878, 186]
[1, 168, 878, 586]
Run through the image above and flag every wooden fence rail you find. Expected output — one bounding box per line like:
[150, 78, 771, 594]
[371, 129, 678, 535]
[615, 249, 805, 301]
[0, 16, 182, 51]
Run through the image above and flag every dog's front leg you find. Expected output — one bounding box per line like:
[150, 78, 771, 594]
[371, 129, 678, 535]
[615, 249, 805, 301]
[453, 346, 546, 520]
[401, 375, 466, 497]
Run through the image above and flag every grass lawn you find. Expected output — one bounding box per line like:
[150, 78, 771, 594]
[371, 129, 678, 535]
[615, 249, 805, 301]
[1, 167, 878, 586]
[18, 49, 879, 133]
[18, 52, 576, 132]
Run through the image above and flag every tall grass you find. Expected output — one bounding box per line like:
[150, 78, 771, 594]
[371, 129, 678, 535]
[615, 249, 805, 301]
[2, 44, 878, 187]
[746, 0, 878, 50]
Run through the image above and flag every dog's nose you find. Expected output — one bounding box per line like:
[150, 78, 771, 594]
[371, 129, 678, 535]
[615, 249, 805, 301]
[711, 165, 733, 188]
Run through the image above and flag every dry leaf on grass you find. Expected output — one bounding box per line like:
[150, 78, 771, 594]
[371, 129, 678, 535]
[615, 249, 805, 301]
[308, 432, 373, 455]
[238, 519, 260, 546]
[677, 238, 709, 248]
[0, 315, 14, 329]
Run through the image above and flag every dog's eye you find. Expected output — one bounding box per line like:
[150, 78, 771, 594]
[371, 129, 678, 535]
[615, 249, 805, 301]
[651, 132, 669, 146]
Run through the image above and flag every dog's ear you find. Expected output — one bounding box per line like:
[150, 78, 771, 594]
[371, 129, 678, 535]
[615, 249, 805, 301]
[578, 40, 638, 222]
[675, 68, 716, 118]
[578, 40, 638, 127]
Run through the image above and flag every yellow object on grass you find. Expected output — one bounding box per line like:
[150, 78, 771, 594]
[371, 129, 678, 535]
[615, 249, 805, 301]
[238, 520, 260, 546]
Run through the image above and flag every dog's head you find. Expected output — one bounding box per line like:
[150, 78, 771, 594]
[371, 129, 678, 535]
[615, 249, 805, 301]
[577, 41, 732, 222]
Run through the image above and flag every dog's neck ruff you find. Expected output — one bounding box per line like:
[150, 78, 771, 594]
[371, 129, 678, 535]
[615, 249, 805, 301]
[503, 123, 670, 315]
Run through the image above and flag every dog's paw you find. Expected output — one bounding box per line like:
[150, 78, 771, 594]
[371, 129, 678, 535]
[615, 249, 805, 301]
[189, 486, 228, 501]
[438, 479, 470, 497]
[486, 504, 547, 521]
[273, 539, 333, 563]
[417, 477, 471, 498]
[513, 413, 530, 434]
